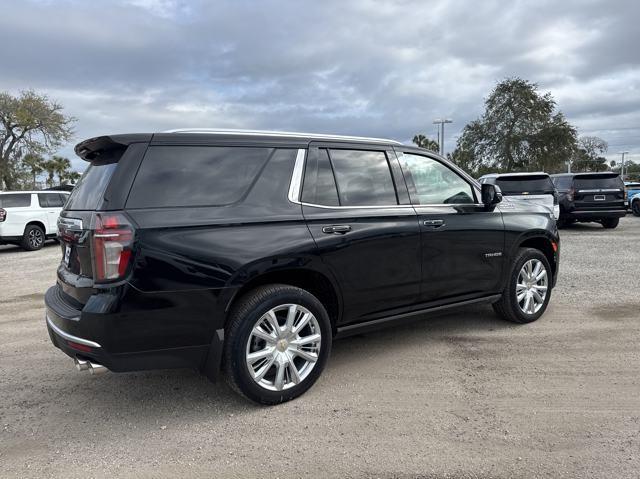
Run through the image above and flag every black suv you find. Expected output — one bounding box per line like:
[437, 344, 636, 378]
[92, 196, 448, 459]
[551, 172, 626, 228]
[45, 130, 559, 404]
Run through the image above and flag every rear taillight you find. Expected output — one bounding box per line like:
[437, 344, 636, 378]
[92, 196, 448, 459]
[92, 213, 134, 282]
[567, 187, 575, 202]
[0, 208, 5, 222]
[553, 191, 559, 205]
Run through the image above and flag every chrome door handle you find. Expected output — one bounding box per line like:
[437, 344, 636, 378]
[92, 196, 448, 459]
[423, 219, 445, 227]
[322, 225, 352, 234]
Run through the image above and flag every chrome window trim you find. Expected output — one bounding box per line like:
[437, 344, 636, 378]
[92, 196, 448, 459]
[288, 148, 485, 210]
[577, 188, 621, 193]
[46, 314, 101, 348]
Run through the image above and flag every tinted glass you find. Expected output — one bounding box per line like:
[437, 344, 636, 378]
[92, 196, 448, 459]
[66, 162, 118, 210]
[301, 149, 339, 206]
[128, 146, 272, 208]
[574, 175, 623, 189]
[399, 153, 475, 204]
[329, 150, 397, 206]
[0, 193, 31, 208]
[38, 193, 65, 208]
[552, 176, 573, 190]
[495, 176, 554, 195]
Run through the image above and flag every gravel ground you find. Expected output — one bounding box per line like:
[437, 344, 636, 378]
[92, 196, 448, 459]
[1, 218, 639, 478]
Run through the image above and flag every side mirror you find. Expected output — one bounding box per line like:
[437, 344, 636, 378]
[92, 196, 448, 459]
[481, 183, 502, 208]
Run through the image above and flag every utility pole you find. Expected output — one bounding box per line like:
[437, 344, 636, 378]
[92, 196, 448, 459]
[619, 151, 629, 180]
[433, 118, 452, 156]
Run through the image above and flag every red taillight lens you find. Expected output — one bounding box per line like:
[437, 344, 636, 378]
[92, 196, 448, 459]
[567, 187, 575, 202]
[0, 208, 6, 222]
[92, 213, 134, 282]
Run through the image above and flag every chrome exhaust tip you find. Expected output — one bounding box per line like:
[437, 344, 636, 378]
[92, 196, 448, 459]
[74, 357, 90, 371]
[88, 361, 108, 375]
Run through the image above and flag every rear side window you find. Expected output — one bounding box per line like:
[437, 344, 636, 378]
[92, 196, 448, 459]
[66, 162, 118, 210]
[574, 175, 623, 190]
[38, 193, 66, 208]
[329, 149, 397, 206]
[0, 193, 31, 208]
[495, 176, 555, 195]
[127, 146, 273, 208]
[552, 176, 573, 190]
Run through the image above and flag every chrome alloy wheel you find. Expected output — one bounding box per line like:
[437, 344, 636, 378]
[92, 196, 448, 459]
[245, 304, 321, 391]
[516, 259, 548, 314]
[28, 228, 44, 248]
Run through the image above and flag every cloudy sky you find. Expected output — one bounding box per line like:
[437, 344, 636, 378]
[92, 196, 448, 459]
[1, 0, 638, 170]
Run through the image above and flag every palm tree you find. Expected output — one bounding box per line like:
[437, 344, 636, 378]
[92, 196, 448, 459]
[22, 153, 45, 188]
[412, 134, 439, 153]
[42, 159, 57, 187]
[52, 156, 71, 185]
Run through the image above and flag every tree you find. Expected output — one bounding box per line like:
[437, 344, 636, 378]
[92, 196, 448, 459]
[412, 134, 439, 153]
[22, 152, 45, 188]
[42, 155, 72, 187]
[454, 78, 577, 175]
[571, 136, 609, 172]
[0, 90, 75, 189]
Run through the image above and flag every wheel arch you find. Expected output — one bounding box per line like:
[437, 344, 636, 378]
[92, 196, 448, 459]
[24, 220, 46, 234]
[516, 234, 558, 281]
[223, 267, 342, 334]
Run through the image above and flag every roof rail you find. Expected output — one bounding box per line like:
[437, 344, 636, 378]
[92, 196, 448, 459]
[161, 128, 402, 145]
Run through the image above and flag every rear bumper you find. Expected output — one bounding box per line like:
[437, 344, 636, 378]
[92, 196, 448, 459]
[562, 209, 627, 220]
[44, 284, 220, 374]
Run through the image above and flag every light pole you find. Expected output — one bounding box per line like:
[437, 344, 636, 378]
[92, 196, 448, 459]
[433, 118, 452, 156]
[618, 151, 629, 180]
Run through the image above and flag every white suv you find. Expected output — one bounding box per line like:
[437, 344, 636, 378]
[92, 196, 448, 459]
[0, 191, 69, 250]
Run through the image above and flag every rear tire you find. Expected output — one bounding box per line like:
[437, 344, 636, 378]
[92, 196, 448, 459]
[223, 284, 332, 405]
[493, 248, 552, 324]
[601, 218, 619, 229]
[21, 224, 45, 251]
[632, 201, 640, 217]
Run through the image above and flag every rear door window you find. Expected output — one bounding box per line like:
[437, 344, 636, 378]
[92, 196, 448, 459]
[301, 149, 340, 206]
[328, 149, 398, 206]
[495, 176, 555, 195]
[127, 146, 273, 208]
[0, 193, 32, 208]
[38, 193, 66, 208]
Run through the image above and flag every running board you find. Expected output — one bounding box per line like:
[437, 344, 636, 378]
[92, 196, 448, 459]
[335, 294, 502, 339]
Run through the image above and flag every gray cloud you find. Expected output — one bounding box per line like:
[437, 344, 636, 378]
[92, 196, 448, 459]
[0, 0, 638, 170]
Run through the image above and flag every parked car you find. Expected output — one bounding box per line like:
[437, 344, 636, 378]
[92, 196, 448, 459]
[0, 191, 69, 250]
[45, 129, 560, 404]
[479, 172, 560, 220]
[630, 192, 640, 217]
[624, 181, 640, 203]
[551, 172, 627, 228]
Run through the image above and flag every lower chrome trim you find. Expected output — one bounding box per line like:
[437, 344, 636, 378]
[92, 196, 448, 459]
[46, 314, 101, 349]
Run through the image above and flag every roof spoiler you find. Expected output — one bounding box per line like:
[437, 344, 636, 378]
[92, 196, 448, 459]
[74, 134, 152, 161]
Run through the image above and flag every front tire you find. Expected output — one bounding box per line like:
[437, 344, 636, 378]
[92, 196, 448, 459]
[601, 218, 619, 229]
[223, 284, 332, 405]
[493, 248, 552, 324]
[21, 224, 45, 251]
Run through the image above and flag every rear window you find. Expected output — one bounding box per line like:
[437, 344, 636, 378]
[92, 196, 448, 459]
[495, 176, 554, 195]
[0, 193, 32, 208]
[552, 176, 573, 190]
[127, 146, 273, 208]
[574, 175, 623, 190]
[65, 162, 118, 210]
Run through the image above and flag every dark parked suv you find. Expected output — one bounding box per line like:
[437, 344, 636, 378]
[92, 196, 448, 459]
[45, 129, 560, 404]
[551, 172, 626, 228]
